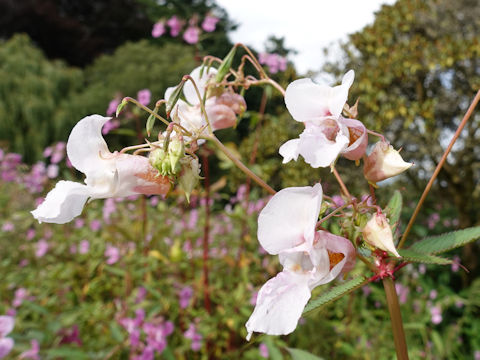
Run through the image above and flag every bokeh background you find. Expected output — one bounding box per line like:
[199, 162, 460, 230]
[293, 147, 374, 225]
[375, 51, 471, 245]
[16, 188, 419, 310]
[0, 0, 479, 359]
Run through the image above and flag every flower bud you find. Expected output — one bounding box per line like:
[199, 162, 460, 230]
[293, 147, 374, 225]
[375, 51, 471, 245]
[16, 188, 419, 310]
[167, 137, 184, 173]
[215, 92, 247, 115]
[362, 213, 400, 257]
[207, 104, 237, 131]
[149, 148, 166, 172]
[178, 156, 201, 202]
[363, 141, 412, 183]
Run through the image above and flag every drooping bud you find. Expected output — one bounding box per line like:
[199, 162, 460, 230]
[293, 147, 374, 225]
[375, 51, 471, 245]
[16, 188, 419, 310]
[215, 92, 247, 115]
[207, 104, 237, 131]
[362, 212, 400, 257]
[116, 98, 129, 117]
[178, 156, 201, 202]
[363, 141, 413, 183]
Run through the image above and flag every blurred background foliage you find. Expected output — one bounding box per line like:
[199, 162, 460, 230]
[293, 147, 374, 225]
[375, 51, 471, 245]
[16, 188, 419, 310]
[1, 0, 480, 358]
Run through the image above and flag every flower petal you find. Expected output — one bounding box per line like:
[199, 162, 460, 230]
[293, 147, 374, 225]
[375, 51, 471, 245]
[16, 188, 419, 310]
[0, 338, 14, 359]
[0, 316, 14, 337]
[66, 115, 112, 175]
[279, 138, 300, 164]
[184, 66, 217, 105]
[245, 271, 311, 340]
[285, 78, 332, 122]
[258, 184, 322, 254]
[297, 124, 349, 168]
[339, 117, 368, 161]
[31, 180, 91, 224]
[327, 70, 355, 118]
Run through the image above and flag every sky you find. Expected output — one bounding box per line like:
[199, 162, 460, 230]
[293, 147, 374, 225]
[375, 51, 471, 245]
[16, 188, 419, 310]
[216, 0, 396, 74]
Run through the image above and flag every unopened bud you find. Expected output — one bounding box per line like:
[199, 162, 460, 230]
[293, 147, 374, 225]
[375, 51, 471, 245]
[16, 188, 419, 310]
[362, 213, 400, 257]
[149, 148, 166, 172]
[207, 104, 237, 131]
[364, 141, 413, 183]
[178, 156, 201, 202]
[215, 92, 247, 115]
[168, 137, 184, 173]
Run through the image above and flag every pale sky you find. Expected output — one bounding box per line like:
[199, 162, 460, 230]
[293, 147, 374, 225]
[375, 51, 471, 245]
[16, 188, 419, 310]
[216, 0, 396, 74]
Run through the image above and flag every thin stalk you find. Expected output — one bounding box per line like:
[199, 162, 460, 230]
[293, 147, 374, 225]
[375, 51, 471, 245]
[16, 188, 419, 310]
[206, 134, 276, 195]
[332, 167, 352, 199]
[398, 90, 480, 248]
[125, 98, 170, 128]
[383, 277, 409, 360]
[182, 75, 213, 133]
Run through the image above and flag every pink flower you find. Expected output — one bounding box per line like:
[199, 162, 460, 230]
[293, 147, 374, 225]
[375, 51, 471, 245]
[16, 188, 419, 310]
[430, 306, 442, 324]
[279, 71, 366, 167]
[35, 239, 49, 258]
[178, 286, 193, 309]
[395, 283, 409, 304]
[12, 288, 28, 308]
[246, 184, 355, 339]
[104, 244, 120, 265]
[259, 343, 269, 358]
[102, 119, 120, 135]
[201, 15, 219, 32]
[31, 115, 171, 224]
[152, 21, 166, 38]
[19, 339, 40, 360]
[167, 16, 183, 37]
[106, 98, 120, 116]
[79, 239, 90, 254]
[47, 164, 59, 179]
[1, 222, 14, 232]
[137, 89, 151, 106]
[90, 219, 102, 232]
[0, 315, 14, 359]
[183, 26, 201, 44]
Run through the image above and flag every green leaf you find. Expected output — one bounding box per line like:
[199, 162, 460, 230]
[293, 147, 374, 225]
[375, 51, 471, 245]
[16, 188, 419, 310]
[303, 277, 368, 314]
[398, 249, 452, 265]
[409, 226, 480, 255]
[385, 190, 402, 230]
[215, 46, 236, 82]
[287, 348, 325, 360]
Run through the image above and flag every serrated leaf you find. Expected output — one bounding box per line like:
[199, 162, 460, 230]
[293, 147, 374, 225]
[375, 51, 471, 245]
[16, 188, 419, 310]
[409, 226, 480, 255]
[303, 277, 368, 314]
[385, 190, 402, 230]
[287, 348, 325, 360]
[398, 249, 452, 265]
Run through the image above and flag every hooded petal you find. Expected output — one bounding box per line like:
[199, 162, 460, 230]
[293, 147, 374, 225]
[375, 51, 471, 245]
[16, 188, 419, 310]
[279, 139, 300, 164]
[297, 123, 349, 168]
[31, 180, 91, 224]
[184, 66, 217, 105]
[285, 78, 332, 122]
[0, 338, 14, 359]
[339, 117, 368, 161]
[258, 184, 322, 254]
[328, 70, 355, 119]
[66, 115, 113, 175]
[0, 316, 14, 337]
[245, 271, 311, 340]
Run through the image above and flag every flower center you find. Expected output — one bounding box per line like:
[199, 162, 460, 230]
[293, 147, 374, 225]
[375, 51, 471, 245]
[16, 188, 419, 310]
[321, 119, 340, 142]
[328, 251, 345, 270]
[348, 127, 363, 146]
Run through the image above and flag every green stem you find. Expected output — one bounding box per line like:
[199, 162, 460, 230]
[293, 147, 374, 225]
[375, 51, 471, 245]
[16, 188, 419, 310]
[205, 134, 276, 195]
[382, 277, 409, 360]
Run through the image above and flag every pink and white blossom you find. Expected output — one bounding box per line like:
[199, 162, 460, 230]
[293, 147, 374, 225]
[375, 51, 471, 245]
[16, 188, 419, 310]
[279, 70, 367, 168]
[245, 184, 355, 339]
[31, 115, 170, 224]
[0, 315, 14, 359]
[201, 15, 219, 32]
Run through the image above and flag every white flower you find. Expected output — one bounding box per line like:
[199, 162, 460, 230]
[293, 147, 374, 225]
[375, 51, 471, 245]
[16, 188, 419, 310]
[31, 115, 170, 224]
[245, 184, 356, 339]
[279, 70, 367, 168]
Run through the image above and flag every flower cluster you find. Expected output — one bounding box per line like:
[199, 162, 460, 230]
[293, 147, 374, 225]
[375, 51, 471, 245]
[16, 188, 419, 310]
[258, 52, 288, 74]
[152, 14, 220, 45]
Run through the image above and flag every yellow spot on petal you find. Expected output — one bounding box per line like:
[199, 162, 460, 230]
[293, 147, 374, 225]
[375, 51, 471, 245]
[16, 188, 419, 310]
[328, 251, 345, 270]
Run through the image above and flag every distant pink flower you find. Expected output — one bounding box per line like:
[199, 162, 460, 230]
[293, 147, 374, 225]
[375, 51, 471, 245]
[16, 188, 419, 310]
[167, 16, 183, 37]
[43, 146, 53, 158]
[102, 119, 120, 135]
[430, 306, 442, 324]
[183, 26, 201, 44]
[2, 222, 14, 232]
[19, 339, 40, 360]
[105, 244, 120, 265]
[395, 283, 409, 304]
[429, 289, 438, 300]
[12, 288, 28, 308]
[451, 255, 461, 272]
[90, 219, 102, 232]
[47, 164, 59, 179]
[331, 195, 345, 207]
[475, 351, 480, 360]
[152, 21, 166, 38]
[106, 98, 120, 116]
[74, 218, 85, 228]
[137, 89, 151, 106]
[0, 315, 15, 359]
[135, 287, 147, 303]
[79, 239, 90, 254]
[59, 325, 82, 346]
[201, 15, 219, 32]
[178, 286, 193, 309]
[184, 324, 202, 351]
[150, 196, 159, 207]
[259, 343, 269, 358]
[35, 239, 49, 258]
